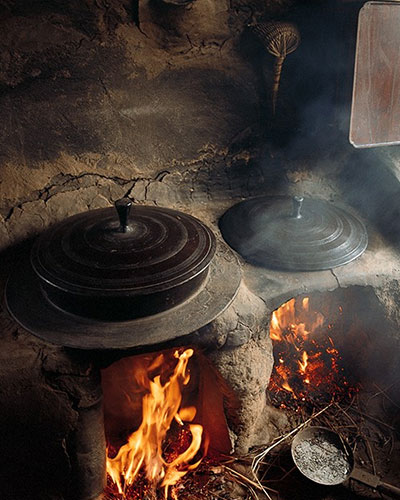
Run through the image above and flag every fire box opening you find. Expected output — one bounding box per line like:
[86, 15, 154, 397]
[255, 286, 400, 500]
[101, 348, 232, 499]
[267, 287, 399, 412]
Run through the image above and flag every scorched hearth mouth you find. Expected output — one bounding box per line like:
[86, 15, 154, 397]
[101, 347, 233, 500]
[98, 286, 400, 500]
[254, 287, 400, 500]
[267, 295, 360, 411]
[3, 197, 400, 500]
[3, 198, 248, 500]
[3, 1, 400, 499]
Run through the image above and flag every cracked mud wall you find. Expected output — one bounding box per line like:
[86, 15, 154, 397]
[2, 0, 390, 253]
[5, 0, 400, 251]
[4, 2, 400, 498]
[0, 2, 292, 498]
[0, 0, 297, 250]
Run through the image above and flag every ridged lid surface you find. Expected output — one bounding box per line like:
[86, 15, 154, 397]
[219, 196, 368, 271]
[31, 202, 216, 296]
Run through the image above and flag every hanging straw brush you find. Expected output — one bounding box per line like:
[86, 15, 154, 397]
[251, 21, 300, 115]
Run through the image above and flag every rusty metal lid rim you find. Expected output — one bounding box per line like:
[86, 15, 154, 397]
[5, 240, 241, 350]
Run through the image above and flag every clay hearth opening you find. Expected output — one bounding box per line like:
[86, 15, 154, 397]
[88, 285, 400, 500]
[259, 286, 400, 500]
[3, 1, 400, 499]
[101, 347, 236, 500]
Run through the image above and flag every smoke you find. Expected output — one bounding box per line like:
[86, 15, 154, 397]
[264, 2, 357, 161]
[252, 1, 400, 246]
[339, 147, 400, 244]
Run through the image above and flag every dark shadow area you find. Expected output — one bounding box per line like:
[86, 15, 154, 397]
[339, 147, 400, 247]
[241, 0, 361, 160]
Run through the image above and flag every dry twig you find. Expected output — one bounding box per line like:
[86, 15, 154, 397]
[349, 407, 397, 432]
[363, 436, 377, 476]
[251, 403, 332, 474]
[224, 466, 264, 492]
[333, 401, 359, 430]
[249, 403, 333, 499]
[372, 383, 400, 410]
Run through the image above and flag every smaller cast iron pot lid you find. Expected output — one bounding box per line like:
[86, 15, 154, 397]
[219, 196, 368, 271]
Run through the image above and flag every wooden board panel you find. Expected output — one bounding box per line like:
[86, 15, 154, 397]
[350, 1, 400, 148]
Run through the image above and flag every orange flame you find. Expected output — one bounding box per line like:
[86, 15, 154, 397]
[298, 351, 308, 373]
[275, 364, 295, 395]
[268, 297, 357, 407]
[106, 349, 204, 499]
[269, 298, 324, 344]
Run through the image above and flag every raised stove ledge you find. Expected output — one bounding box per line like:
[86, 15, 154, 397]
[242, 225, 400, 312]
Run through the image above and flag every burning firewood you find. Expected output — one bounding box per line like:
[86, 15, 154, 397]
[267, 297, 359, 410]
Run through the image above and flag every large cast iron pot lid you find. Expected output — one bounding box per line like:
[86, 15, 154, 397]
[31, 198, 216, 299]
[219, 196, 368, 271]
[5, 200, 241, 350]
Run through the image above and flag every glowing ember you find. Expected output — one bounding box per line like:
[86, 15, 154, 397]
[106, 349, 205, 499]
[268, 297, 358, 408]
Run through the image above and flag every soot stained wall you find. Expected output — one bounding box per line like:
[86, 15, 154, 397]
[0, 2, 287, 498]
[0, 0, 291, 251]
[5, 2, 400, 499]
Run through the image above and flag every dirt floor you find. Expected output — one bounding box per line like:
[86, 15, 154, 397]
[217, 380, 400, 500]
[104, 360, 400, 500]
[160, 379, 400, 500]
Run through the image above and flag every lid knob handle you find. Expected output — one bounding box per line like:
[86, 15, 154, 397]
[115, 197, 132, 233]
[292, 196, 304, 219]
